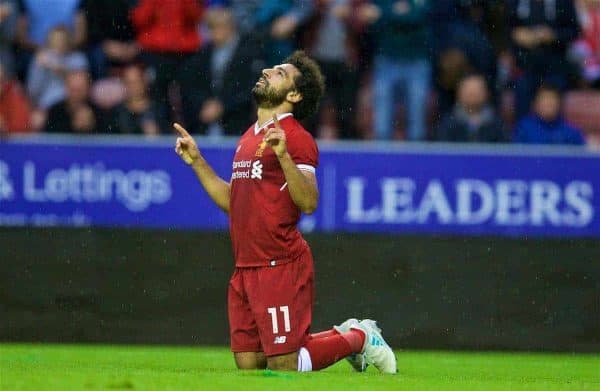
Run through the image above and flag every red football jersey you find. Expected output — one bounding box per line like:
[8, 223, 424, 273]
[229, 113, 319, 267]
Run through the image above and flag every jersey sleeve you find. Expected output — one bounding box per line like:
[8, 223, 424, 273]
[287, 128, 319, 173]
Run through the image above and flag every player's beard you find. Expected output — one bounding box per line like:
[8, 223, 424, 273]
[252, 81, 290, 108]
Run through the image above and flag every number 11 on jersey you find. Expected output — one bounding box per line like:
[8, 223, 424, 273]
[267, 306, 291, 334]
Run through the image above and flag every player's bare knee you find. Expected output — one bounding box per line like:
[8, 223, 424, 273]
[235, 359, 259, 370]
[234, 352, 266, 370]
[266, 352, 298, 371]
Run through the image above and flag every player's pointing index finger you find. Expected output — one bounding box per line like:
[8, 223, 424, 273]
[173, 122, 190, 138]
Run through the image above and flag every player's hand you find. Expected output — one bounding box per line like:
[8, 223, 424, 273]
[174, 122, 201, 165]
[264, 114, 288, 158]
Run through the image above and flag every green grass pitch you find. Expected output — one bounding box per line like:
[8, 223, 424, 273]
[1, 344, 598, 390]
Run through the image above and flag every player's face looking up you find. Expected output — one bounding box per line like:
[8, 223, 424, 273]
[252, 63, 302, 108]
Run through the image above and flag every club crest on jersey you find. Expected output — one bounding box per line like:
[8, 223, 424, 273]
[255, 140, 267, 157]
[251, 160, 263, 179]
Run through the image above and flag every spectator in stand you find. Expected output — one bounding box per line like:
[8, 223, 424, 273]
[301, 0, 367, 139]
[435, 74, 505, 142]
[513, 84, 585, 145]
[570, 0, 600, 88]
[131, 0, 204, 127]
[0, 59, 31, 134]
[507, 0, 580, 119]
[107, 64, 161, 136]
[46, 70, 101, 133]
[431, 0, 498, 116]
[82, 0, 139, 80]
[255, 0, 314, 65]
[26, 25, 88, 110]
[226, 0, 261, 36]
[179, 8, 265, 136]
[0, 0, 18, 74]
[15, 0, 86, 80]
[364, 0, 432, 141]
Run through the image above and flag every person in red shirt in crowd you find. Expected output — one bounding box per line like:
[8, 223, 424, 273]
[0, 60, 31, 134]
[173, 51, 397, 373]
[131, 0, 203, 129]
[571, 0, 600, 88]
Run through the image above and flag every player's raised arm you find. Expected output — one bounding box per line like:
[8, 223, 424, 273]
[264, 115, 319, 214]
[173, 123, 231, 213]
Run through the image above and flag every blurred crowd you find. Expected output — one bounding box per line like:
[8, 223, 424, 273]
[1, 0, 599, 146]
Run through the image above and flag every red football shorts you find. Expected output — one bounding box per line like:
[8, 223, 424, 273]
[228, 248, 314, 357]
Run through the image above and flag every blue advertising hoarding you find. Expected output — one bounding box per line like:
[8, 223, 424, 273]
[0, 136, 599, 237]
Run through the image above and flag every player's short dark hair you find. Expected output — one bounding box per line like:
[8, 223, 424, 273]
[284, 51, 325, 120]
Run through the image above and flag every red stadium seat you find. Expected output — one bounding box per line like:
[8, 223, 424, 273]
[564, 90, 600, 135]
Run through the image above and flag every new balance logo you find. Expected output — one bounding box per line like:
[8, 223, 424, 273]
[0, 161, 14, 201]
[251, 160, 263, 179]
[274, 336, 287, 344]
